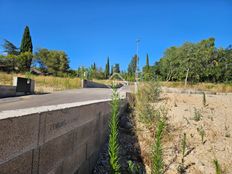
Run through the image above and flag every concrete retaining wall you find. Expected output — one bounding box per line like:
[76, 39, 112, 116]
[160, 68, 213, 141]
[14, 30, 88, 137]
[0, 85, 16, 98]
[0, 99, 127, 174]
[82, 79, 108, 88]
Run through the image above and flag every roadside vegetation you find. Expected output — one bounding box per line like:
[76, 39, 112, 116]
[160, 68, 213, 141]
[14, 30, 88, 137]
[0, 71, 81, 92]
[131, 80, 232, 173]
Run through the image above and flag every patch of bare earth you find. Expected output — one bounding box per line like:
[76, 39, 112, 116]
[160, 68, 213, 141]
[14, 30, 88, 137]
[136, 92, 232, 173]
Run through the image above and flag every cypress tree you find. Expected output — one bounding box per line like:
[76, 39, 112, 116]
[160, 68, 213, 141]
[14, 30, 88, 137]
[20, 26, 33, 53]
[146, 53, 150, 68]
[105, 57, 110, 78]
[111, 65, 113, 75]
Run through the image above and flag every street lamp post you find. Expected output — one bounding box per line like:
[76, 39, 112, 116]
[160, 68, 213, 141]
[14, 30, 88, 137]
[135, 39, 140, 93]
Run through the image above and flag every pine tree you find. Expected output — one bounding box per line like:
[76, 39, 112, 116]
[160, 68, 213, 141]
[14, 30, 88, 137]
[3, 39, 19, 55]
[105, 57, 110, 78]
[20, 26, 33, 53]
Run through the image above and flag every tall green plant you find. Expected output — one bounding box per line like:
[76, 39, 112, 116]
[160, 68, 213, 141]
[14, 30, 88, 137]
[152, 119, 165, 174]
[213, 159, 222, 174]
[181, 133, 187, 163]
[202, 92, 207, 107]
[108, 86, 121, 173]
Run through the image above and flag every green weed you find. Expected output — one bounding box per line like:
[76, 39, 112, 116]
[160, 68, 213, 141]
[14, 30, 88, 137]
[108, 86, 121, 173]
[213, 159, 222, 174]
[152, 119, 165, 174]
[192, 108, 203, 121]
[127, 160, 139, 174]
[202, 92, 207, 107]
[181, 133, 187, 163]
[197, 126, 205, 144]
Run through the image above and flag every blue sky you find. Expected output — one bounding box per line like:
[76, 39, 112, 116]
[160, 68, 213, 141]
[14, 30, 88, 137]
[0, 0, 231, 70]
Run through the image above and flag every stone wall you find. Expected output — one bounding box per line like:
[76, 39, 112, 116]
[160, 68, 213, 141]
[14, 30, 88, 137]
[81, 79, 108, 88]
[0, 99, 127, 174]
[0, 85, 16, 98]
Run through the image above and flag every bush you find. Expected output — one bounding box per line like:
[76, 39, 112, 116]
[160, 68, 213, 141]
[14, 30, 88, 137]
[135, 81, 161, 124]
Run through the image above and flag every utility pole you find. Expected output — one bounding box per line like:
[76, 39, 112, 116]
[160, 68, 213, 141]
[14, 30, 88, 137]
[135, 39, 140, 93]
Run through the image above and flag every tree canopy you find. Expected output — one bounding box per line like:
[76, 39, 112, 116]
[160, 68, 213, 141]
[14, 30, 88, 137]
[154, 38, 232, 83]
[20, 26, 33, 53]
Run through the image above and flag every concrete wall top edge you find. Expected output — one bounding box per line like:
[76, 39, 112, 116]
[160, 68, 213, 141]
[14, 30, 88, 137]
[0, 99, 112, 120]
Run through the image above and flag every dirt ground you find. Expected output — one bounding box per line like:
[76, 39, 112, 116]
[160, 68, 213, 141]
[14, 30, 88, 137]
[137, 92, 232, 174]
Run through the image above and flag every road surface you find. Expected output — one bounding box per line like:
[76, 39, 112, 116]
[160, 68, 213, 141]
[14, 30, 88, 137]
[0, 87, 130, 112]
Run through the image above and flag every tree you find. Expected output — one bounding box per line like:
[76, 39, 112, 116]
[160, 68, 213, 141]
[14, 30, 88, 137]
[20, 26, 33, 71]
[111, 65, 113, 75]
[142, 54, 153, 81]
[17, 52, 34, 72]
[105, 57, 110, 79]
[113, 64, 120, 73]
[20, 26, 33, 53]
[153, 38, 224, 83]
[146, 53, 150, 67]
[2, 39, 19, 55]
[127, 54, 138, 81]
[35, 48, 70, 76]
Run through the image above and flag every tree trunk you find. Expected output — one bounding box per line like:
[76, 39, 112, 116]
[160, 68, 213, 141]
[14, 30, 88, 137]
[185, 68, 189, 87]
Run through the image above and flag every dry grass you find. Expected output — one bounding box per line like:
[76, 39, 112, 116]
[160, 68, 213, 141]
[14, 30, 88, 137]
[161, 81, 232, 93]
[0, 72, 81, 92]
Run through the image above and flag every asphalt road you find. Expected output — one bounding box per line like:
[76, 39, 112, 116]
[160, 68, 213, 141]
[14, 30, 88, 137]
[0, 88, 117, 112]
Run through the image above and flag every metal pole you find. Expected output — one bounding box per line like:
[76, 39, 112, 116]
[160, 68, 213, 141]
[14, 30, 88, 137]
[135, 39, 140, 93]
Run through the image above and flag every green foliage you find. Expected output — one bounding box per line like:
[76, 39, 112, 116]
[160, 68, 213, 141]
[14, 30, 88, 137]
[135, 81, 161, 124]
[108, 86, 121, 173]
[127, 54, 138, 81]
[154, 38, 232, 83]
[17, 52, 34, 72]
[105, 57, 110, 78]
[35, 48, 69, 76]
[213, 159, 222, 174]
[113, 64, 120, 73]
[197, 126, 205, 144]
[127, 160, 139, 174]
[142, 54, 155, 81]
[152, 119, 165, 174]
[203, 92, 207, 106]
[20, 26, 33, 53]
[192, 108, 203, 121]
[3, 39, 19, 55]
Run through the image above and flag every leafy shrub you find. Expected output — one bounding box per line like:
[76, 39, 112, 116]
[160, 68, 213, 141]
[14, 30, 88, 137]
[135, 81, 161, 124]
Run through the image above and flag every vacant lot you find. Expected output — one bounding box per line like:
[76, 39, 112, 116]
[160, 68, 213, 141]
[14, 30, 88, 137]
[137, 92, 232, 173]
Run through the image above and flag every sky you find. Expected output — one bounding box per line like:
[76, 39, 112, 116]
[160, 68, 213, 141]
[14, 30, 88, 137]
[0, 0, 231, 70]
